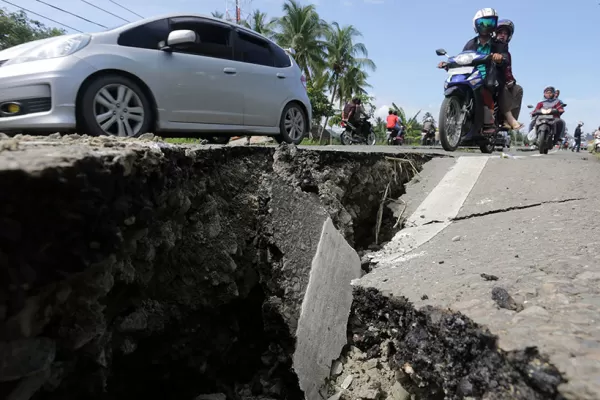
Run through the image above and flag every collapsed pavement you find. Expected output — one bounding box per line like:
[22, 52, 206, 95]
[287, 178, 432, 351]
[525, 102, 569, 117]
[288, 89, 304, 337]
[0, 134, 576, 400]
[0, 134, 425, 400]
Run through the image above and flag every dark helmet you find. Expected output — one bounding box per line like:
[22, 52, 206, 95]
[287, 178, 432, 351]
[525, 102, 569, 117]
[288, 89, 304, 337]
[352, 97, 361, 104]
[393, 110, 398, 115]
[544, 86, 556, 95]
[496, 19, 514, 42]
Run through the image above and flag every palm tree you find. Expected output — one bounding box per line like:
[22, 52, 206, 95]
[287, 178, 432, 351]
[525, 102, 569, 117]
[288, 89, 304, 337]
[274, 0, 328, 79]
[422, 112, 435, 123]
[241, 10, 277, 39]
[211, 10, 224, 19]
[320, 22, 376, 134]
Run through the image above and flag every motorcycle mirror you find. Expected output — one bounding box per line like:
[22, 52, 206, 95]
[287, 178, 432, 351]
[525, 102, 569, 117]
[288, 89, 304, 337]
[435, 49, 447, 56]
[527, 105, 534, 108]
[562, 103, 568, 107]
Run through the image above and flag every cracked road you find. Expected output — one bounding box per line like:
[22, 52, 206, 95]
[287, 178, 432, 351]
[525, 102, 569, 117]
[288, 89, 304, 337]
[354, 148, 600, 400]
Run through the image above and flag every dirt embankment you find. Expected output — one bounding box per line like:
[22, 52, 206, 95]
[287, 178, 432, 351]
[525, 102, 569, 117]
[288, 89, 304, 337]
[0, 135, 425, 400]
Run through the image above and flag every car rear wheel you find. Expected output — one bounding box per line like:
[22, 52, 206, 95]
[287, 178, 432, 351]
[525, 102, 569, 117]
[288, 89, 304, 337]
[79, 75, 152, 137]
[277, 103, 307, 145]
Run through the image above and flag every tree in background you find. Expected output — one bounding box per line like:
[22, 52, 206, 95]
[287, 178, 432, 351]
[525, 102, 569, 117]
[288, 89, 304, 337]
[210, 11, 225, 19]
[0, 8, 64, 50]
[240, 10, 277, 39]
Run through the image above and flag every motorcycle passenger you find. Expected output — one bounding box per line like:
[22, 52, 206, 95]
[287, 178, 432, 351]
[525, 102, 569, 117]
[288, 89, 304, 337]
[438, 8, 508, 134]
[386, 109, 400, 138]
[494, 19, 524, 130]
[532, 86, 565, 143]
[573, 121, 583, 152]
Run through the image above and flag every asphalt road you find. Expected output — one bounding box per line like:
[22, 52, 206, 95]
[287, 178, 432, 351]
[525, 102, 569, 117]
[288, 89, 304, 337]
[356, 147, 600, 399]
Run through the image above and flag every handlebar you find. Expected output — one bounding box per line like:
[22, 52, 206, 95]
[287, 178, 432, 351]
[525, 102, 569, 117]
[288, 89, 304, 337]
[531, 109, 561, 117]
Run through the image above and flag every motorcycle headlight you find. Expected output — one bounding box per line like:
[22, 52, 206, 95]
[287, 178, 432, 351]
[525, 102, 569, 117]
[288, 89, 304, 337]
[541, 108, 551, 115]
[4, 34, 91, 66]
[454, 53, 477, 65]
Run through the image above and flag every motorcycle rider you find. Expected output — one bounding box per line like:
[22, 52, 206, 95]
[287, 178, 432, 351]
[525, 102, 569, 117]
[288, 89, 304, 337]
[494, 19, 524, 130]
[438, 8, 508, 134]
[422, 116, 436, 145]
[386, 109, 401, 139]
[532, 86, 565, 143]
[572, 121, 583, 152]
[343, 97, 368, 137]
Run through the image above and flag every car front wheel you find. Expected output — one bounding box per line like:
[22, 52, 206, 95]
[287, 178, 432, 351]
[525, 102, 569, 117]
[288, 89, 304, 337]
[277, 103, 307, 145]
[79, 75, 152, 137]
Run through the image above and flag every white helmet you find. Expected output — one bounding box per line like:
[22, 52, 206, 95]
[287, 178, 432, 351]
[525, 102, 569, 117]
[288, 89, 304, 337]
[473, 8, 499, 35]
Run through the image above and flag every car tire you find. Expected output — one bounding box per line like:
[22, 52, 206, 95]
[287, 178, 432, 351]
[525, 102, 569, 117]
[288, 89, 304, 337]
[277, 102, 307, 145]
[78, 74, 153, 137]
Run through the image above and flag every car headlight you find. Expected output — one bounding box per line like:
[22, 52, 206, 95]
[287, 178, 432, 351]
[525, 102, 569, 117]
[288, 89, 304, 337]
[454, 53, 477, 65]
[4, 34, 91, 66]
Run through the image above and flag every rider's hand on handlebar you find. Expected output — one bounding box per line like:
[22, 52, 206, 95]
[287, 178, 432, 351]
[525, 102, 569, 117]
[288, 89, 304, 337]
[492, 53, 503, 63]
[437, 61, 448, 69]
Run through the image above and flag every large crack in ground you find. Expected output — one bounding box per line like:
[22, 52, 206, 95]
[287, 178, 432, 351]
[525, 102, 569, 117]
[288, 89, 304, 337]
[451, 198, 586, 222]
[0, 135, 568, 400]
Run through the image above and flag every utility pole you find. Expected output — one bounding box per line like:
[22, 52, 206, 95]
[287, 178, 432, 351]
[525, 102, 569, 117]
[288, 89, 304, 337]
[235, 0, 240, 23]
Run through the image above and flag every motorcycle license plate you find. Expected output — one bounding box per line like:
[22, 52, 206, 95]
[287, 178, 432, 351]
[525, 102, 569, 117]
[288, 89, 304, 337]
[447, 66, 473, 76]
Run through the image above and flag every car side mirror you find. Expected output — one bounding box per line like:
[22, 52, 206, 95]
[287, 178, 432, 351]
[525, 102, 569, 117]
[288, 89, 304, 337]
[285, 47, 296, 56]
[527, 105, 534, 108]
[161, 30, 198, 51]
[435, 49, 447, 56]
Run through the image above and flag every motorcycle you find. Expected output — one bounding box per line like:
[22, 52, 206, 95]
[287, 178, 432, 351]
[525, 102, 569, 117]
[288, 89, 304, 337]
[421, 128, 435, 146]
[435, 48, 508, 154]
[340, 116, 377, 145]
[387, 126, 405, 145]
[526, 102, 566, 154]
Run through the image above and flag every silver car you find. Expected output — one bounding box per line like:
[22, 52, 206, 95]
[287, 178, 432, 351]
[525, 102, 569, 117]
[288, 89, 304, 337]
[0, 13, 311, 144]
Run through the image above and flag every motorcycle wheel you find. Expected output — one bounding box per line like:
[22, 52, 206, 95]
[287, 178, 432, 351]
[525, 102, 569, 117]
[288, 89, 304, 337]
[340, 131, 352, 145]
[438, 96, 464, 152]
[367, 130, 376, 145]
[479, 139, 495, 154]
[537, 127, 548, 154]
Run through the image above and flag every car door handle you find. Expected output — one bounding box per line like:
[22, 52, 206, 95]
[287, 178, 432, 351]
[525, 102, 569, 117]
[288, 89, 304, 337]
[223, 68, 237, 75]
[276, 73, 286, 79]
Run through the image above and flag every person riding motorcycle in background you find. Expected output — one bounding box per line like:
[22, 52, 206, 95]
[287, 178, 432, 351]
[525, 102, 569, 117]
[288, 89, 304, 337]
[494, 19, 524, 130]
[438, 8, 508, 134]
[343, 98, 368, 137]
[532, 86, 565, 143]
[386, 109, 401, 137]
[422, 116, 436, 144]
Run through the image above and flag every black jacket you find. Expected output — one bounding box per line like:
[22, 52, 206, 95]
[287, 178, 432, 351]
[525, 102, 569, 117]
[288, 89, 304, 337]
[574, 126, 582, 138]
[463, 37, 509, 86]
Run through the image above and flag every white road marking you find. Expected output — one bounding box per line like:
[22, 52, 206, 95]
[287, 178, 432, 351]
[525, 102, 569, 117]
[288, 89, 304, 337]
[372, 156, 488, 264]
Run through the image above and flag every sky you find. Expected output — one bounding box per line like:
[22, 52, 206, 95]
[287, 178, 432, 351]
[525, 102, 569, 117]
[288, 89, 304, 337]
[7, 0, 600, 134]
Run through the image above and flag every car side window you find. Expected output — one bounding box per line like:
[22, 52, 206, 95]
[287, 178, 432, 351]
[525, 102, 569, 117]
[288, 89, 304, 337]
[117, 19, 169, 50]
[168, 17, 233, 60]
[235, 31, 274, 67]
[271, 44, 292, 68]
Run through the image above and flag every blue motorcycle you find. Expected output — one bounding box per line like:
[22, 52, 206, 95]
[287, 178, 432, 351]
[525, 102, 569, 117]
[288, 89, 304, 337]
[436, 49, 508, 153]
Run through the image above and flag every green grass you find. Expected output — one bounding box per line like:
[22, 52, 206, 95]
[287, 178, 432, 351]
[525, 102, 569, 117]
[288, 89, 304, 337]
[163, 138, 203, 145]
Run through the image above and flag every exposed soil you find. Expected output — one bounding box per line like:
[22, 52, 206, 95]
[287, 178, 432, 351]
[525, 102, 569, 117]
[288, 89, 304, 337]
[323, 287, 565, 400]
[0, 135, 426, 400]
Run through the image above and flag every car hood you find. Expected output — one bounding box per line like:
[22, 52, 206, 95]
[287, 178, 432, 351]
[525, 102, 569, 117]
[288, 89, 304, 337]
[0, 36, 69, 61]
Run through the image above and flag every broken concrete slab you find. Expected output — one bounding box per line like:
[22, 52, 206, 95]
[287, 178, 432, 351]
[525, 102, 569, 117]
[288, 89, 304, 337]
[293, 217, 361, 400]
